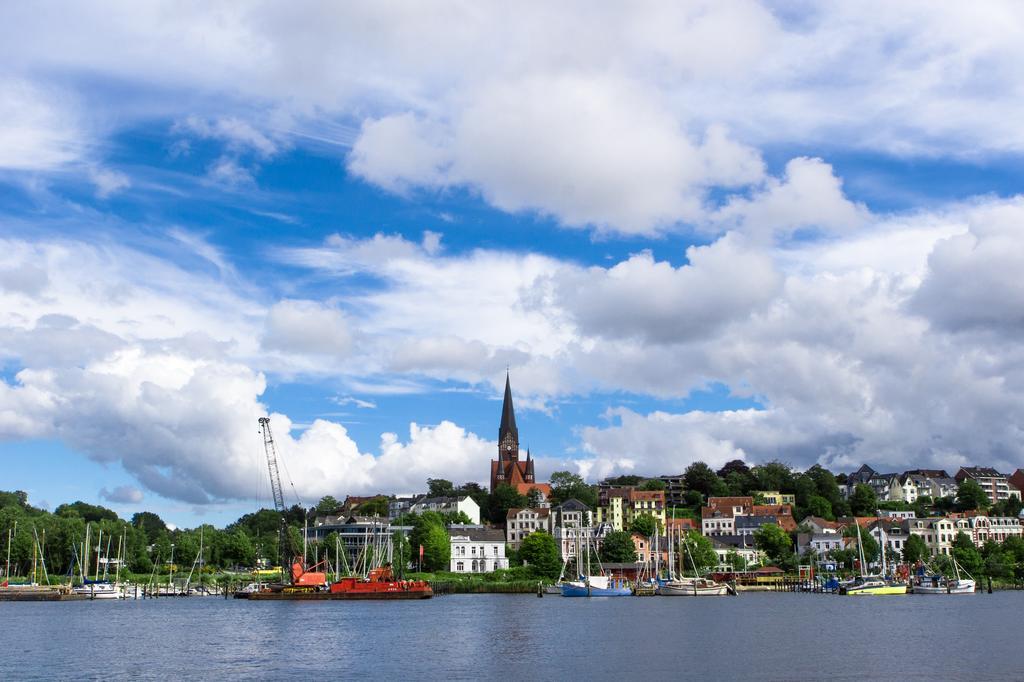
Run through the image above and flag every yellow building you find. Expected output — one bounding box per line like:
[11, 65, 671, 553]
[595, 488, 666, 532]
[755, 491, 796, 506]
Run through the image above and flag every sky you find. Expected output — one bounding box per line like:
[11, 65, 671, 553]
[3, 1, 1024, 527]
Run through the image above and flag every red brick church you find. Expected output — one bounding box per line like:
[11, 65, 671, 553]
[489, 373, 551, 499]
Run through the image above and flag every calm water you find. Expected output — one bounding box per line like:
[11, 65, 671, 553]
[3, 592, 1022, 680]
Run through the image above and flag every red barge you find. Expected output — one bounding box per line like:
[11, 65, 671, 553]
[246, 561, 432, 600]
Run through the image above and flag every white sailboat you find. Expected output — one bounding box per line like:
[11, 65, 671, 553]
[659, 531, 729, 596]
[911, 556, 975, 594]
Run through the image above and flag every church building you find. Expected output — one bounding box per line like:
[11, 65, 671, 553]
[489, 373, 551, 499]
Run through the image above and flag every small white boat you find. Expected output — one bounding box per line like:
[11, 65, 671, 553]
[73, 582, 123, 599]
[911, 558, 975, 594]
[659, 577, 729, 596]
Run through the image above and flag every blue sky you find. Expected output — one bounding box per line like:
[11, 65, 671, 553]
[3, 2, 1024, 527]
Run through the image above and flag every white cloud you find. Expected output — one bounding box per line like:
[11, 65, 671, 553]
[548, 233, 781, 343]
[0, 78, 86, 171]
[711, 157, 868, 240]
[100, 485, 144, 504]
[262, 299, 352, 359]
[88, 166, 131, 199]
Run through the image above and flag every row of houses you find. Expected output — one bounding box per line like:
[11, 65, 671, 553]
[797, 512, 1024, 562]
[846, 465, 1024, 506]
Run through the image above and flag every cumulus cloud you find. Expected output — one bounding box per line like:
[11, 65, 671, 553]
[262, 299, 353, 359]
[8, 4, 1024, 233]
[710, 157, 868, 240]
[909, 198, 1024, 332]
[100, 485, 144, 504]
[549, 233, 781, 343]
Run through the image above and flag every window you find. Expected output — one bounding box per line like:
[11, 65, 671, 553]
[456, 561, 464, 571]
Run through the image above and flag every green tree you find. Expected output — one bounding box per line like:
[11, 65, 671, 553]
[518, 531, 561, 579]
[956, 479, 989, 511]
[849, 484, 879, 517]
[313, 496, 341, 515]
[683, 462, 726, 499]
[427, 478, 455, 498]
[409, 511, 444, 556]
[753, 523, 792, 565]
[131, 511, 168, 544]
[55, 501, 119, 523]
[902, 534, 928, 564]
[629, 513, 659, 538]
[421, 523, 450, 572]
[680, 532, 717, 573]
[604, 475, 643, 487]
[805, 495, 833, 520]
[548, 471, 598, 508]
[488, 484, 528, 524]
[716, 459, 751, 479]
[599, 531, 637, 563]
[951, 531, 983, 575]
[640, 479, 666, 491]
[752, 461, 795, 494]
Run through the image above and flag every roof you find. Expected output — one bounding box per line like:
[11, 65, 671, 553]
[514, 482, 552, 497]
[905, 469, 950, 479]
[754, 566, 784, 574]
[707, 496, 754, 509]
[506, 507, 551, 519]
[499, 372, 518, 444]
[414, 495, 473, 506]
[801, 516, 841, 530]
[451, 528, 505, 543]
[735, 515, 778, 528]
[709, 534, 757, 550]
[958, 466, 1004, 479]
[556, 498, 591, 512]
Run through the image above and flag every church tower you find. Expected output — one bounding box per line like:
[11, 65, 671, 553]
[490, 372, 535, 492]
[498, 372, 519, 463]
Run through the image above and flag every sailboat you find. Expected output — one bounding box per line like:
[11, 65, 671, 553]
[658, 531, 729, 596]
[73, 525, 124, 599]
[838, 522, 906, 595]
[911, 556, 975, 594]
[560, 525, 631, 597]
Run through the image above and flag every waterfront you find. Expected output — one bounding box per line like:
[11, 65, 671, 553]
[3, 592, 1022, 681]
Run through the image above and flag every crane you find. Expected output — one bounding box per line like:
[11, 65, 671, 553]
[258, 417, 326, 589]
[259, 417, 287, 515]
[258, 417, 290, 583]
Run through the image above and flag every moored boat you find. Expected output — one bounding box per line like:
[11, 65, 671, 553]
[249, 565, 432, 600]
[659, 576, 730, 596]
[560, 575, 632, 597]
[911, 558, 975, 594]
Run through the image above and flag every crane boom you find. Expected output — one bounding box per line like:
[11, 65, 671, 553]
[258, 416, 291, 583]
[258, 417, 286, 514]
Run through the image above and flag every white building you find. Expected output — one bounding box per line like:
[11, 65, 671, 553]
[409, 495, 480, 524]
[450, 528, 508, 573]
[550, 499, 592, 560]
[506, 507, 551, 548]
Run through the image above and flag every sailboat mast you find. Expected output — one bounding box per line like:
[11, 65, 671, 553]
[4, 525, 10, 582]
[94, 528, 103, 582]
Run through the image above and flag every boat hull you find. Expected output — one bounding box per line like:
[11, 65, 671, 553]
[560, 580, 632, 597]
[248, 589, 432, 600]
[840, 584, 907, 595]
[912, 580, 975, 594]
[659, 583, 729, 596]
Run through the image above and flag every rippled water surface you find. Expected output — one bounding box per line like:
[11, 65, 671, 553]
[3, 591, 1022, 680]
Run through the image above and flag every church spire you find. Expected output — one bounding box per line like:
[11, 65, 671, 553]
[499, 371, 518, 445]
